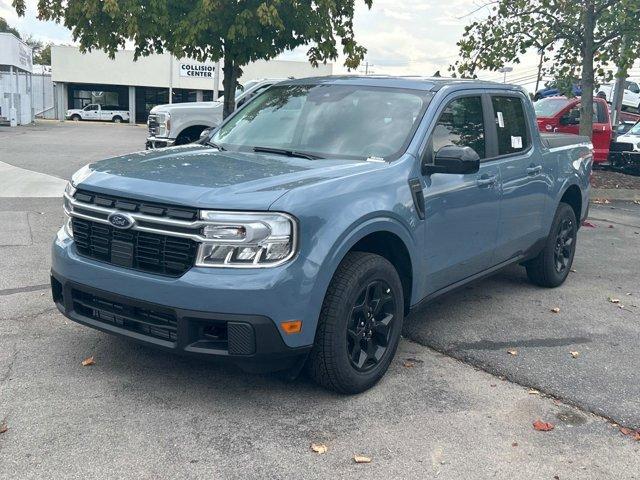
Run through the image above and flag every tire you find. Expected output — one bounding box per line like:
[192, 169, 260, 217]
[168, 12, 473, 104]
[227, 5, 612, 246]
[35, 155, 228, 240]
[70, 114, 81, 121]
[525, 203, 577, 288]
[307, 252, 404, 394]
[112, 116, 123, 123]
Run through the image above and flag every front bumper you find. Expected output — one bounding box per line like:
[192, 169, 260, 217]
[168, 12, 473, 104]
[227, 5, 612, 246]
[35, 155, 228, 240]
[145, 136, 175, 149]
[52, 229, 322, 371]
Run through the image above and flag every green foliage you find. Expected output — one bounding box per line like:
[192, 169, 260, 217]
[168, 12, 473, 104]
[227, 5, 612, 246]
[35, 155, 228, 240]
[450, 0, 640, 137]
[0, 16, 21, 38]
[23, 35, 52, 65]
[12, 0, 372, 116]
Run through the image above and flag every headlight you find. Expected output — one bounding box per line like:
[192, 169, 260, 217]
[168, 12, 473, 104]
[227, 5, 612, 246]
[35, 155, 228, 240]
[64, 181, 77, 197]
[196, 211, 297, 267]
[156, 112, 171, 136]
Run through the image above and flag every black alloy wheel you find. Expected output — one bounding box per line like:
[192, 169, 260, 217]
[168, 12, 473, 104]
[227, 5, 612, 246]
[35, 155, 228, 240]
[347, 280, 396, 372]
[553, 218, 574, 274]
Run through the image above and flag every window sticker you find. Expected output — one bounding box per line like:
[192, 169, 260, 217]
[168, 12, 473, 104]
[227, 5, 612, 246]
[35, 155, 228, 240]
[497, 111, 505, 128]
[511, 136, 523, 149]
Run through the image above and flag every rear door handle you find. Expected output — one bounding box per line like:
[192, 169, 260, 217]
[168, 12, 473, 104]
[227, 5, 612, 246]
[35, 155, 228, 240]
[526, 165, 543, 175]
[477, 175, 497, 187]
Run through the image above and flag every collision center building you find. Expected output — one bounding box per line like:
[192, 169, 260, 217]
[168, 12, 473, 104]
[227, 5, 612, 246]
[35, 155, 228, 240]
[51, 45, 333, 123]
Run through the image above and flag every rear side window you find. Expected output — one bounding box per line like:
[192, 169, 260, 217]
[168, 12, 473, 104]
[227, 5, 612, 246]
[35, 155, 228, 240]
[492, 96, 530, 156]
[564, 101, 606, 124]
[431, 96, 486, 159]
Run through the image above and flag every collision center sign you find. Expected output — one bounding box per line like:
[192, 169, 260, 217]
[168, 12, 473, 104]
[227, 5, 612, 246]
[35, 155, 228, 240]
[179, 63, 214, 78]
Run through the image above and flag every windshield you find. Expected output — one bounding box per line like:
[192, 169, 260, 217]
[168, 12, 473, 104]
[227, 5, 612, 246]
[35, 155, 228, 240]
[209, 84, 431, 160]
[534, 97, 571, 117]
[625, 122, 640, 136]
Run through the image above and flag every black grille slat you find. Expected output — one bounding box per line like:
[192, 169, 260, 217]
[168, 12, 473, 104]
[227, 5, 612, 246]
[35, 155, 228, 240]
[71, 218, 197, 277]
[74, 189, 197, 221]
[72, 289, 178, 342]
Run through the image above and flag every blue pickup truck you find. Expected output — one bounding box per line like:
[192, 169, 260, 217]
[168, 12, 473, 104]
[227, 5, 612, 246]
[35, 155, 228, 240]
[52, 76, 592, 393]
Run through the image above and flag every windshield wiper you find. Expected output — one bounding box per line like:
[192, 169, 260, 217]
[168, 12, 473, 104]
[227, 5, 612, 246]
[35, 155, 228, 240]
[204, 140, 226, 151]
[253, 146, 324, 160]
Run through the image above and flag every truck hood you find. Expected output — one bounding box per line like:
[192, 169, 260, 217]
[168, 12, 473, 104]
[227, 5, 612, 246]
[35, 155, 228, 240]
[73, 145, 382, 210]
[151, 102, 222, 114]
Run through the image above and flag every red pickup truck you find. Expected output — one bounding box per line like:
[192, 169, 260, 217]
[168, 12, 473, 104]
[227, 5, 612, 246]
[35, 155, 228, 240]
[534, 97, 611, 164]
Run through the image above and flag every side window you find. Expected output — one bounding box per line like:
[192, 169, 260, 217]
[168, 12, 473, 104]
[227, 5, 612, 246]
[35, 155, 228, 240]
[565, 102, 603, 124]
[626, 81, 639, 94]
[431, 96, 485, 159]
[491, 96, 530, 155]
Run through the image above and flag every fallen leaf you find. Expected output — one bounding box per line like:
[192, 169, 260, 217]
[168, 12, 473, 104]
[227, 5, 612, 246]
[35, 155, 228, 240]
[634, 200, 640, 205]
[620, 427, 633, 436]
[533, 420, 554, 432]
[353, 455, 372, 464]
[490, 383, 497, 388]
[403, 360, 415, 368]
[570, 268, 577, 273]
[310, 443, 327, 454]
[528, 389, 540, 395]
[507, 349, 518, 356]
[609, 297, 620, 304]
[550, 307, 560, 313]
[511, 442, 518, 447]
[582, 221, 597, 228]
[81, 356, 95, 367]
[570, 351, 580, 358]
[608, 225, 614, 229]
[0, 422, 7, 434]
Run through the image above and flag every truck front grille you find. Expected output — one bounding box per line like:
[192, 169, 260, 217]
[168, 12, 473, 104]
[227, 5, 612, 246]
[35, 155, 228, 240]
[147, 114, 159, 135]
[72, 217, 198, 277]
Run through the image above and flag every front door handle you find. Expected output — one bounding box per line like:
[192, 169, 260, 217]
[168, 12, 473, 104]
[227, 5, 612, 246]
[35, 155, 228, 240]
[477, 175, 497, 187]
[526, 165, 543, 175]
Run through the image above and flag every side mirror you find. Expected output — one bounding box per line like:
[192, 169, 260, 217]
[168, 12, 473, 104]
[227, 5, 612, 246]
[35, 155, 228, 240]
[423, 146, 480, 175]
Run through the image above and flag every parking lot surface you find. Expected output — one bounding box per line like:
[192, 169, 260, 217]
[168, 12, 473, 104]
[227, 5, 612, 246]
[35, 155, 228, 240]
[1, 122, 640, 479]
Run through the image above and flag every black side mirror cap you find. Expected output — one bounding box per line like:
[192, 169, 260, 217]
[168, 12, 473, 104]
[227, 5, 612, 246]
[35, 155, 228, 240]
[423, 145, 480, 175]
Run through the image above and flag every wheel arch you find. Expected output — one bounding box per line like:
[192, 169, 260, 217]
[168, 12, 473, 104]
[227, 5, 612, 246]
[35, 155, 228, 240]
[317, 217, 419, 316]
[175, 124, 210, 144]
[559, 183, 583, 226]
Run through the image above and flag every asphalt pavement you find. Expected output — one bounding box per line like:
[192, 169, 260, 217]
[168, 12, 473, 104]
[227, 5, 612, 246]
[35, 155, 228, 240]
[1, 121, 640, 479]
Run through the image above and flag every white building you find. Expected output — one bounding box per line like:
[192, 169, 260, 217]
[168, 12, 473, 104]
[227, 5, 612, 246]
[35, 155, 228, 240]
[51, 46, 333, 123]
[0, 33, 34, 126]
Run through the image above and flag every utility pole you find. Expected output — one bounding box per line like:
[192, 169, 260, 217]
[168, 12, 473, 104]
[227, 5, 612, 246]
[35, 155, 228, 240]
[360, 61, 373, 75]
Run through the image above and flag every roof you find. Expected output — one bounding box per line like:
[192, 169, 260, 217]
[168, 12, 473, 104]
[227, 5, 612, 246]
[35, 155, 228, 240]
[280, 75, 517, 92]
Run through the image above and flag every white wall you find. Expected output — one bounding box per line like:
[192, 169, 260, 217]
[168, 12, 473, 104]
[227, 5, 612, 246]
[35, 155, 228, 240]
[51, 46, 333, 90]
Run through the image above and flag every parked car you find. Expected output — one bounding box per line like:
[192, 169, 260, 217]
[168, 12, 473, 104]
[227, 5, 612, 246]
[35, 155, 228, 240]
[66, 104, 129, 123]
[534, 96, 611, 164]
[597, 80, 640, 112]
[145, 78, 285, 149]
[53, 77, 592, 393]
[534, 82, 581, 101]
[618, 121, 640, 151]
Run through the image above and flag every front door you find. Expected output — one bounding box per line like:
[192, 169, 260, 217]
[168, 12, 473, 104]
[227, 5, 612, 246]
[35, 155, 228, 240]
[488, 94, 550, 262]
[555, 100, 610, 163]
[421, 94, 501, 294]
[83, 104, 100, 120]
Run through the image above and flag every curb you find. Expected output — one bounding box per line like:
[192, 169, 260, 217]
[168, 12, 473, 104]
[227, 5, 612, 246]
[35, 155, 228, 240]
[591, 188, 640, 201]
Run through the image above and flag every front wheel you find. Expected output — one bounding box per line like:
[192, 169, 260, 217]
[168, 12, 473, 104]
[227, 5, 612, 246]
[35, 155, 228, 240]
[525, 203, 577, 287]
[307, 252, 404, 394]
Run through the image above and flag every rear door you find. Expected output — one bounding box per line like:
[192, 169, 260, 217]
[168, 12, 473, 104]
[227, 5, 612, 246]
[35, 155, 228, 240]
[489, 94, 550, 262]
[420, 93, 501, 293]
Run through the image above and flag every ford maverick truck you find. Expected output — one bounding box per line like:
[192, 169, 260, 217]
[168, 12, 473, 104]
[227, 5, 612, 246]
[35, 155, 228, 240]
[52, 77, 592, 393]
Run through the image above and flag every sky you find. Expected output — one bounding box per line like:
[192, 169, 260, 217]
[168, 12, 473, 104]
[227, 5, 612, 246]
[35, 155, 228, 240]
[0, 0, 557, 92]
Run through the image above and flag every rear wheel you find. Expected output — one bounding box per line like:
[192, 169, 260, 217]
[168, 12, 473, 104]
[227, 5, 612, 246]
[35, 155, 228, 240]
[525, 203, 577, 287]
[112, 116, 123, 123]
[307, 252, 404, 394]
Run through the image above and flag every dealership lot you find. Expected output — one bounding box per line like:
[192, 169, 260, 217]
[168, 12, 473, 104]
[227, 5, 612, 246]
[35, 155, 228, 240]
[1, 122, 640, 479]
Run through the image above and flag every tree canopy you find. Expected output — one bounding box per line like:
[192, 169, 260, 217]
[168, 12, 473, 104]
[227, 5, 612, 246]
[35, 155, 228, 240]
[451, 0, 640, 137]
[0, 16, 21, 38]
[13, 0, 372, 117]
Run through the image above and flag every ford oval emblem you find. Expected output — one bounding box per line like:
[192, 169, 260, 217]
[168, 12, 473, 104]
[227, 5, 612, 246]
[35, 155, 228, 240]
[107, 212, 135, 229]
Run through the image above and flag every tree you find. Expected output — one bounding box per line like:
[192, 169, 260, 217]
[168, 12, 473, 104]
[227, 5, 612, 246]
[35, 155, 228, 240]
[450, 0, 640, 138]
[0, 16, 21, 38]
[23, 35, 52, 65]
[13, 0, 371, 118]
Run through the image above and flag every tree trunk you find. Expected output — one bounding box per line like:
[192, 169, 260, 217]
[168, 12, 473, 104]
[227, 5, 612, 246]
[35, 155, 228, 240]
[610, 36, 628, 140]
[222, 54, 240, 119]
[579, 0, 595, 138]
